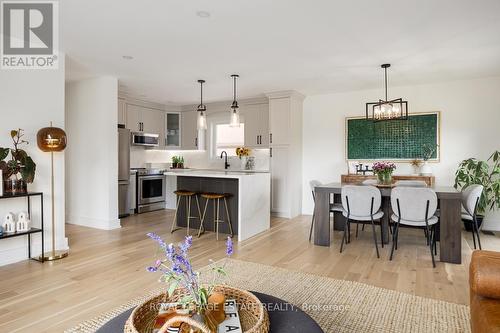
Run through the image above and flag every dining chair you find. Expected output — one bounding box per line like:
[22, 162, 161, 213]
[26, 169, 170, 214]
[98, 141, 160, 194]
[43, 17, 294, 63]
[309, 180, 342, 242]
[340, 185, 384, 258]
[461, 184, 484, 250]
[390, 187, 438, 267]
[394, 180, 427, 187]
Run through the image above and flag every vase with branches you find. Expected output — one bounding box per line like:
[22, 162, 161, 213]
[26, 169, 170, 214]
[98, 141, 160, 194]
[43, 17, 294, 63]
[0, 129, 36, 194]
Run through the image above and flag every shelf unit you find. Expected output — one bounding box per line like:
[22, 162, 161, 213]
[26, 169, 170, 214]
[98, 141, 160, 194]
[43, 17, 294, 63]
[0, 192, 44, 262]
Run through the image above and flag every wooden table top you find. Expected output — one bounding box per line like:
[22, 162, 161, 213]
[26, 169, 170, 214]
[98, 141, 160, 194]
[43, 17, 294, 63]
[316, 182, 461, 199]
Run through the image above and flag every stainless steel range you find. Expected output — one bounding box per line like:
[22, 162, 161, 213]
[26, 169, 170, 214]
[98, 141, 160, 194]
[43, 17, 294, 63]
[134, 168, 166, 213]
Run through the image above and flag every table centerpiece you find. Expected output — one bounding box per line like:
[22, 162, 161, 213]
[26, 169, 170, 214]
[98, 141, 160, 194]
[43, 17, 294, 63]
[373, 161, 396, 185]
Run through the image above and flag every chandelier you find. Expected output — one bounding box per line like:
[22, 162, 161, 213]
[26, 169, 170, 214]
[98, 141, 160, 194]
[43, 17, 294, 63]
[366, 64, 408, 121]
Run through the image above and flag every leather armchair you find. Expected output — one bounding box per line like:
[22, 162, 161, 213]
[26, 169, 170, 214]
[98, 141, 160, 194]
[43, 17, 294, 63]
[470, 250, 500, 332]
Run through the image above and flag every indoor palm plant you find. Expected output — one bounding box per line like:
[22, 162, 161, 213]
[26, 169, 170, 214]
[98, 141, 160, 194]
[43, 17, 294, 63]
[0, 129, 36, 194]
[454, 151, 500, 228]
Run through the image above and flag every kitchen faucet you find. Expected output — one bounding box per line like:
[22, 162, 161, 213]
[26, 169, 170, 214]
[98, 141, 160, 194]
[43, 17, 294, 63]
[220, 151, 230, 169]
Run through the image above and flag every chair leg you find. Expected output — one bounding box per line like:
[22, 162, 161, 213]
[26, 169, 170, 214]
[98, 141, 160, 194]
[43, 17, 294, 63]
[433, 225, 438, 255]
[170, 196, 181, 233]
[197, 198, 209, 237]
[370, 217, 380, 258]
[216, 198, 220, 241]
[380, 220, 384, 248]
[224, 198, 234, 237]
[362, 224, 365, 231]
[390, 222, 399, 261]
[195, 195, 202, 228]
[309, 212, 315, 242]
[428, 225, 436, 268]
[356, 223, 359, 238]
[424, 228, 429, 245]
[473, 216, 482, 250]
[340, 217, 349, 253]
[347, 220, 351, 243]
[470, 219, 477, 249]
[186, 196, 192, 235]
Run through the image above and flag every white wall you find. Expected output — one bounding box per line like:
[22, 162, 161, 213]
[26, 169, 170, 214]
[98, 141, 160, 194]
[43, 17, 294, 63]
[0, 58, 67, 265]
[302, 76, 500, 229]
[65, 77, 120, 230]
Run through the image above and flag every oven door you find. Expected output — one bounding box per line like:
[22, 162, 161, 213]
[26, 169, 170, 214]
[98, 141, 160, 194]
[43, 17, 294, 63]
[138, 175, 166, 205]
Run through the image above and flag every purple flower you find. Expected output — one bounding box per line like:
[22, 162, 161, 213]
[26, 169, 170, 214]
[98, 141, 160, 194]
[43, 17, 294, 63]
[166, 243, 175, 259]
[180, 235, 192, 254]
[146, 232, 167, 249]
[147, 266, 158, 272]
[226, 237, 233, 256]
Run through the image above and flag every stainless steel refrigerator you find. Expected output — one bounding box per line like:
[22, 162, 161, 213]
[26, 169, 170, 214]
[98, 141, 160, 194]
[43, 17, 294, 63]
[118, 126, 131, 218]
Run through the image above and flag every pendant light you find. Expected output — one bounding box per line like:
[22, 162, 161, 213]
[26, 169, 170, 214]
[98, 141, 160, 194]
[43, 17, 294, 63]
[365, 64, 408, 121]
[229, 74, 240, 127]
[196, 79, 207, 130]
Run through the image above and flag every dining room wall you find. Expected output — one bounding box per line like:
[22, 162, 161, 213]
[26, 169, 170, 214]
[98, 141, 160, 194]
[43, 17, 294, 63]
[302, 76, 500, 229]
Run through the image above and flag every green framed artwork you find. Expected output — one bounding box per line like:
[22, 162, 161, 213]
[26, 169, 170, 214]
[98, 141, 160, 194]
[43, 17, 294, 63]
[345, 112, 440, 161]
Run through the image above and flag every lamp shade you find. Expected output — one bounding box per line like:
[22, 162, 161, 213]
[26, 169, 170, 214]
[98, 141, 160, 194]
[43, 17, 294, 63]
[37, 126, 67, 152]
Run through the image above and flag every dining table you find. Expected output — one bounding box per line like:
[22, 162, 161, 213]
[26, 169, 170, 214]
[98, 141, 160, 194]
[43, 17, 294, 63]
[313, 182, 462, 264]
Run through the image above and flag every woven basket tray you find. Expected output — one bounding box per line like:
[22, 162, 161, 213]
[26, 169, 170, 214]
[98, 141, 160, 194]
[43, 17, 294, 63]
[124, 285, 269, 333]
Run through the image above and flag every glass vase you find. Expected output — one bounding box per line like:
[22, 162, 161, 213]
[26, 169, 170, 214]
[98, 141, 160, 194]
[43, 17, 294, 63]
[377, 172, 393, 185]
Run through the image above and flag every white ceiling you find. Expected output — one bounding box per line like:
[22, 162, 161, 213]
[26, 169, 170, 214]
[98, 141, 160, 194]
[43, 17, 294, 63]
[63, 0, 500, 105]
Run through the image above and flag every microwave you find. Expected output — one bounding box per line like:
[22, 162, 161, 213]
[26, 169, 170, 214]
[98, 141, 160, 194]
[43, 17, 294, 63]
[131, 132, 159, 147]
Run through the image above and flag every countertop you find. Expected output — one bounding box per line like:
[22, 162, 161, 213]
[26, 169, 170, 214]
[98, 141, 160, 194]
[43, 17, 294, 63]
[164, 168, 270, 179]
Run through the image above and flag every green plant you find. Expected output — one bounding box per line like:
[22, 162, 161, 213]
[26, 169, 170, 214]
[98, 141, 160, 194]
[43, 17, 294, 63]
[171, 156, 179, 164]
[0, 129, 36, 183]
[454, 151, 500, 214]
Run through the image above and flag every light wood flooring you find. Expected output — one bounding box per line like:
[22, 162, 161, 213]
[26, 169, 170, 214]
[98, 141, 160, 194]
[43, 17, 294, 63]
[0, 210, 499, 332]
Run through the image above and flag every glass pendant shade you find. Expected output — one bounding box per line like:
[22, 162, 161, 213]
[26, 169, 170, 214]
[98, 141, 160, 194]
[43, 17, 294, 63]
[229, 109, 240, 127]
[197, 111, 207, 130]
[37, 126, 67, 152]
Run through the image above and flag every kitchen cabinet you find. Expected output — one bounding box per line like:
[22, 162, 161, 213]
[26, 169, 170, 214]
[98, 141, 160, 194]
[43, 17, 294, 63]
[267, 91, 304, 218]
[126, 103, 165, 147]
[165, 112, 181, 148]
[118, 98, 127, 125]
[243, 103, 269, 148]
[181, 110, 199, 150]
[269, 97, 290, 145]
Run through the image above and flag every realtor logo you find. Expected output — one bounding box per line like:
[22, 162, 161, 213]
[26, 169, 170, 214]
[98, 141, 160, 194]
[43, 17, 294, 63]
[1, 1, 59, 69]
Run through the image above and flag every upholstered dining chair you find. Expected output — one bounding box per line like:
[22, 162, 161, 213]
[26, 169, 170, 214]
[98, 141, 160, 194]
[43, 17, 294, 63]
[390, 187, 438, 267]
[309, 180, 343, 242]
[340, 185, 384, 258]
[394, 180, 427, 187]
[461, 184, 484, 250]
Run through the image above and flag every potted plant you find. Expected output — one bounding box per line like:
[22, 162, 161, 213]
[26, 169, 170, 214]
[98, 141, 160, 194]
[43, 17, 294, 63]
[178, 156, 184, 169]
[454, 151, 500, 230]
[171, 156, 179, 169]
[373, 161, 396, 185]
[235, 147, 253, 170]
[420, 143, 439, 175]
[0, 129, 36, 194]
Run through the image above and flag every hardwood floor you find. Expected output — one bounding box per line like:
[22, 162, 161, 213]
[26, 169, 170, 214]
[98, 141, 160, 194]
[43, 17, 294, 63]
[0, 209, 498, 332]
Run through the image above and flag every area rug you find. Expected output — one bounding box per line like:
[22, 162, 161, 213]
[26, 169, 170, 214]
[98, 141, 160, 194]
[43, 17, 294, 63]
[66, 259, 470, 333]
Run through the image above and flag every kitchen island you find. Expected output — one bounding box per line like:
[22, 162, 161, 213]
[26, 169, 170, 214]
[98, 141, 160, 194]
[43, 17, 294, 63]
[164, 169, 270, 241]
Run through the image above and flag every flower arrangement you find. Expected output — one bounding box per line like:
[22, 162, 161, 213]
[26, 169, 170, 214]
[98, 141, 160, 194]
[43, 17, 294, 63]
[373, 161, 396, 185]
[146, 233, 233, 307]
[235, 147, 251, 159]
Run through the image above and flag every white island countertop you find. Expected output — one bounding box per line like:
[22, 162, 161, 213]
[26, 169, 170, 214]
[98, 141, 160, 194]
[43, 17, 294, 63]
[164, 168, 270, 242]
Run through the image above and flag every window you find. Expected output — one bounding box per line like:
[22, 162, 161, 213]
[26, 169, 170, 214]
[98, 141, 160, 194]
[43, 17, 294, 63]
[214, 123, 245, 156]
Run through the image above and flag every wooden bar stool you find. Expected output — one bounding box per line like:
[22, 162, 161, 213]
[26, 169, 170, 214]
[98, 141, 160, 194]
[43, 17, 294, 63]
[197, 193, 234, 240]
[170, 190, 202, 235]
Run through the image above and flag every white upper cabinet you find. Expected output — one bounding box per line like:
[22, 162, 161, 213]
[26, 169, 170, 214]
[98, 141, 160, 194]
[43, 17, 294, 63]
[269, 97, 290, 145]
[118, 98, 127, 125]
[242, 103, 269, 148]
[126, 104, 142, 132]
[125, 103, 166, 147]
[181, 110, 198, 150]
[165, 112, 181, 148]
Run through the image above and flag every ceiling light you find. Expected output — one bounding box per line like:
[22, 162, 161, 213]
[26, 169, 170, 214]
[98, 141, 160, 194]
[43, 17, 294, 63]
[365, 64, 408, 122]
[229, 74, 240, 127]
[196, 10, 210, 18]
[122, 55, 134, 60]
[196, 80, 207, 130]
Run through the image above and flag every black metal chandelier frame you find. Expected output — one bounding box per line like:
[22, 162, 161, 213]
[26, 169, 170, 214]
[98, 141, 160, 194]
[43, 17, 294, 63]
[365, 64, 408, 122]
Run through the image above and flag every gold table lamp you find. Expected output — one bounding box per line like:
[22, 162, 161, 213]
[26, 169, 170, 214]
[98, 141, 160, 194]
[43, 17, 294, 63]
[37, 122, 68, 261]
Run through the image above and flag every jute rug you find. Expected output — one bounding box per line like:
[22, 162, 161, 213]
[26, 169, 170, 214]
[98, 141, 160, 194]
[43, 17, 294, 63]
[66, 259, 470, 333]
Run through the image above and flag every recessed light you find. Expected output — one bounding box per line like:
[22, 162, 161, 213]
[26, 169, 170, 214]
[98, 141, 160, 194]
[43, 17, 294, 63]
[196, 10, 210, 18]
[122, 55, 134, 60]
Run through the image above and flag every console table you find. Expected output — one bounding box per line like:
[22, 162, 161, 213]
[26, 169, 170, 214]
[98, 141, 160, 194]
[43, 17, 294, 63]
[341, 174, 435, 186]
[0, 192, 44, 262]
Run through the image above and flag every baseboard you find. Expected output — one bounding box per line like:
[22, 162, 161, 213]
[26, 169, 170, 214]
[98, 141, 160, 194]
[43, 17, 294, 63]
[271, 211, 291, 219]
[0, 236, 69, 266]
[66, 215, 122, 230]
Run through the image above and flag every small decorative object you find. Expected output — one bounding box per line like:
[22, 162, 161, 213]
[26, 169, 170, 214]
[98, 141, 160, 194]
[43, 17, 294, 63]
[244, 156, 255, 171]
[0, 224, 3, 236]
[420, 143, 439, 176]
[348, 161, 358, 174]
[3, 212, 16, 233]
[143, 234, 235, 332]
[171, 156, 185, 169]
[37, 122, 68, 261]
[373, 161, 396, 185]
[236, 147, 252, 170]
[410, 159, 422, 175]
[16, 211, 30, 232]
[0, 129, 37, 195]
